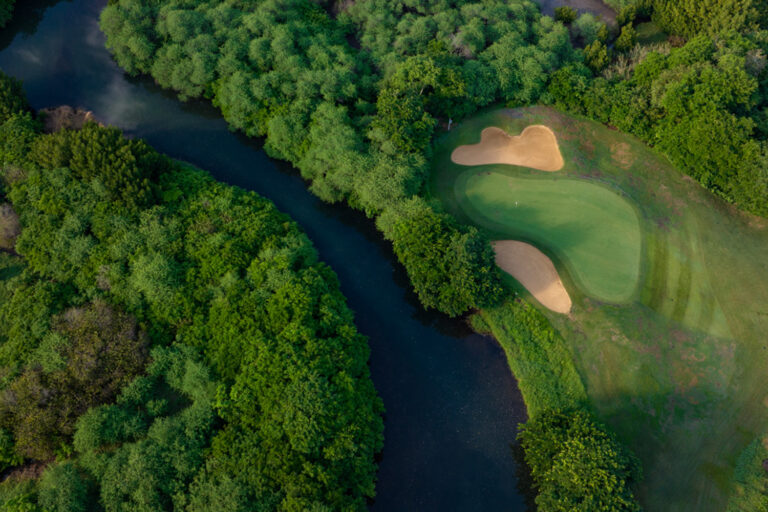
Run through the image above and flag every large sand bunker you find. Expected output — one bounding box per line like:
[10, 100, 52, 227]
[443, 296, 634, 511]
[451, 125, 564, 171]
[492, 240, 572, 314]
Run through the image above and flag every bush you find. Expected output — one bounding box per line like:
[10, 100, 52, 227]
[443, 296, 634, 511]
[38, 462, 91, 512]
[519, 409, 642, 512]
[615, 24, 637, 52]
[0, 71, 27, 124]
[584, 40, 610, 72]
[555, 6, 577, 24]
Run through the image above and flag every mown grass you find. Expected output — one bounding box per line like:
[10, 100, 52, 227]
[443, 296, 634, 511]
[429, 106, 768, 511]
[458, 170, 642, 302]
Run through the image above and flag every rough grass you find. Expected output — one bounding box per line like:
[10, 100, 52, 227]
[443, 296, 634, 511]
[470, 297, 587, 418]
[430, 106, 768, 511]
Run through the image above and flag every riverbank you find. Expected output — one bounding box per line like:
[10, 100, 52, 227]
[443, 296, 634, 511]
[0, 0, 531, 508]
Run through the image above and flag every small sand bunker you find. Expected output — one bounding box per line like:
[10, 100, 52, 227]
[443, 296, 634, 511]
[492, 240, 572, 314]
[451, 125, 564, 171]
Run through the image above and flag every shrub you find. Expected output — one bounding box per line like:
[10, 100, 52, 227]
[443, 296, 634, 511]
[555, 6, 578, 24]
[519, 409, 643, 512]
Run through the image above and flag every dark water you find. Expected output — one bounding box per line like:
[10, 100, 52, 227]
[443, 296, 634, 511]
[0, 0, 529, 510]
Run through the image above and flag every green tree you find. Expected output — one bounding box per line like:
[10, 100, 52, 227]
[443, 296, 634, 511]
[652, 0, 762, 37]
[0, 0, 15, 28]
[519, 409, 642, 512]
[0, 301, 148, 460]
[38, 462, 91, 512]
[555, 6, 577, 24]
[29, 123, 161, 209]
[381, 199, 502, 316]
[0, 71, 27, 123]
[615, 24, 637, 52]
[584, 40, 609, 72]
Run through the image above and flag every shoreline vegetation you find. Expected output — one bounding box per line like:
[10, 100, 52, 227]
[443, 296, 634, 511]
[93, 0, 768, 508]
[0, 73, 383, 510]
[98, 0, 646, 508]
[1, 0, 766, 508]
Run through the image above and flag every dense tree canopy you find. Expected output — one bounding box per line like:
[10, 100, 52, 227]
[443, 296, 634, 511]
[99, 0, 580, 317]
[650, 0, 767, 37]
[519, 409, 642, 512]
[0, 72, 383, 510]
[94, 2, 654, 509]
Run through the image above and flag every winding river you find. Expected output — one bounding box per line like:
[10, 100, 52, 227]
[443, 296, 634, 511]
[0, 0, 530, 509]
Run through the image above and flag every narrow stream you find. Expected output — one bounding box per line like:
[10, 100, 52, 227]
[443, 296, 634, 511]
[0, 0, 529, 510]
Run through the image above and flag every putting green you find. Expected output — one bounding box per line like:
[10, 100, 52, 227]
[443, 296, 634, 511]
[458, 171, 642, 303]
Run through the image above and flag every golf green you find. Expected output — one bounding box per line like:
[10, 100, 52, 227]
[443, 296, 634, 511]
[459, 171, 642, 303]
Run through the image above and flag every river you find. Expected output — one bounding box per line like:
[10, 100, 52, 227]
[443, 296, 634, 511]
[0, 0, 529, 509]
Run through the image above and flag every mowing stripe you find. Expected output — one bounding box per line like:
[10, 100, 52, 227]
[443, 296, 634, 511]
[645, 232, 669, 312]
[671, 237, 694, 324]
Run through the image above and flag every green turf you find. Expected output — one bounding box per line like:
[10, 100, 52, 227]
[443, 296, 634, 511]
[430, 106, 768, 511]
[459, 171, 641, 302]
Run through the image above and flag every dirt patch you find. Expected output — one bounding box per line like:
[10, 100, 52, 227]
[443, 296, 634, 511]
[611, 142, 635, 169]
[1, 461, 47, 483]
[0, 203, 20, 253]
[451, 125, 565, 172]
[39, 105, 102, 133]
[492, 240, 572, 314]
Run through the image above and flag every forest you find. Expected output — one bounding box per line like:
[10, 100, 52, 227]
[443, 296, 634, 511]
[96, 0, 651, 509]
[550, 0, 768, 214]
[0, 71, 383, 511]
[7, 0, 768, 507]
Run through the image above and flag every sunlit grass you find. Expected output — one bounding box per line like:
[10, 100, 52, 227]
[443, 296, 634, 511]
[430, 106, 768, 511]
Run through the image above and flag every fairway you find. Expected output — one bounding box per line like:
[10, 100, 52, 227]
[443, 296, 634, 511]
[430, 106, 768, 511]
[460, 171, 641, 303]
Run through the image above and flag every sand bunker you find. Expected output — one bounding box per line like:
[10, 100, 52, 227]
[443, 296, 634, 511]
[492, 240, 572, 314]
[451, 125, 564, 171]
